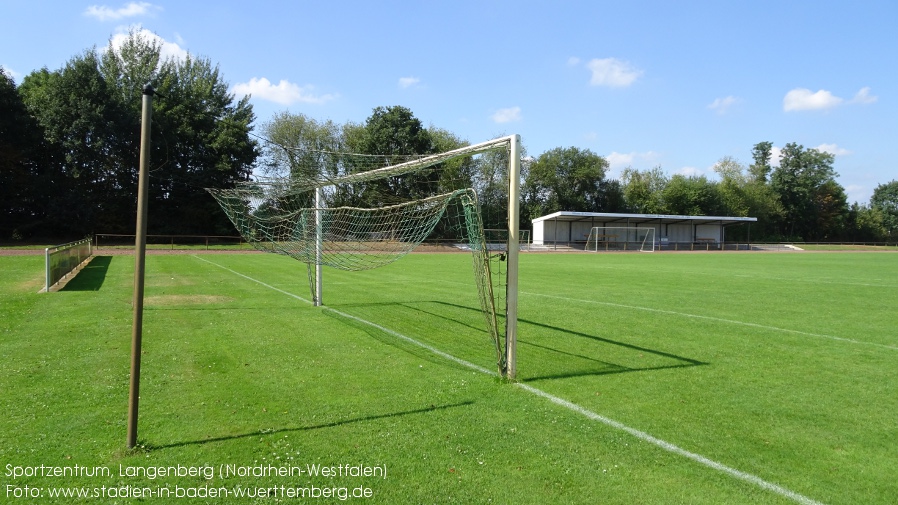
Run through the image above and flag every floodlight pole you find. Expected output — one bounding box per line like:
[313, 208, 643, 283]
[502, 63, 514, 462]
[128, 84, 154, 449]
[505, 134, 521, 380]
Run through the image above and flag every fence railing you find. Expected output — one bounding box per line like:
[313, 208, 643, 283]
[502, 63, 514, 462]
[88, 234, 898, 254]
[45, 238, 92, 292]
[94, 234, 248, 251]
[527, 239, 898, 252]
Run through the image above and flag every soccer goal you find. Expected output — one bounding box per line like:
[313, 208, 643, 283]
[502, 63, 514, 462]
[585, 227, 656, 252]
[208, 135, 522, 378]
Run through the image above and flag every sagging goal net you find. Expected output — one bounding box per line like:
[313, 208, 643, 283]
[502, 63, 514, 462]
[585, 227, 656, 252]
[207, 135, 521, 378]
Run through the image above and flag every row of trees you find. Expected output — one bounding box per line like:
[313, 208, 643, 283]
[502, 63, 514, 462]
[259, 109, 897, 242]
[523, 143, 896, 242]
[0, 31, 257, 240]
[1, 32, 895, 242]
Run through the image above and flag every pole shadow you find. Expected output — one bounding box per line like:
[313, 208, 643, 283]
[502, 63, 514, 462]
[144, 401, 474, 452]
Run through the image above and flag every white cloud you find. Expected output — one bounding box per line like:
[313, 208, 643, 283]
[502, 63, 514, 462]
[783, 88, 843, 111]
[108, 26, 188, 63]
[845, 184, 867, 204]
[232, 78, 337, 106]
[769, 145, 783, 167]
[491, 106, 522, 123]
[2, 66, 20, 80]
[676, 166, 703, 177]
[398, 77, 420, 89]
[84, 2, 159, 21]
[605, 151, 659, 172]
[816, 143, 852, 156]
[850, 86, 878, 104]
[567, 56, 581, 66]
[606, 151, 635, 168]
[586, 58, 642, 88]
[708, 96, 738, 114]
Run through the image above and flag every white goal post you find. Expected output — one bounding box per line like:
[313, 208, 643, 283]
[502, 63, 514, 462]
[585, 227, 656, 252]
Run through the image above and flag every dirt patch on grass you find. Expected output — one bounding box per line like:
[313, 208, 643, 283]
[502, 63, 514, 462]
[20, 276, 45, 292]
[144, 294, 235, 306]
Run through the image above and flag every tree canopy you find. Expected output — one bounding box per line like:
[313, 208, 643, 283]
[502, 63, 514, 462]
[5, 31, 257, 239]
[871, 180, 898, 236]
[770, 143, 839, 239]
[523, 146, 613, 220]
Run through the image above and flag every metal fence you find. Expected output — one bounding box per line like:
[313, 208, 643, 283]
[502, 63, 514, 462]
[45, 238, 92, 292]
[94, 234, 248, 251]
[525, 239, 898, 252]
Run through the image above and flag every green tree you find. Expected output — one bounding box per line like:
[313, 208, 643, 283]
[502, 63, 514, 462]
[769, 143, 845, 239]
[712, 156, 783, 240]
[522, 146, 610, 218]
[749, 141, 773, 183]
[260, 111, 342, 179]
[661, 174, 723, 216]
[18, 31, 258, 236]
[0, 67, 46, 239]
[151, 53, 258, 234]
[713, 156, 750, 216]
[813, 179, 848, 239]
[0, 68, 24, 222]
[20, 50, 131, 235]
[355, 106, 436, 206]
[358, 105, 433, 157]
[870, 180, 898, 237]
[620, 165, 668, 214]
[844, 203, 888, 241]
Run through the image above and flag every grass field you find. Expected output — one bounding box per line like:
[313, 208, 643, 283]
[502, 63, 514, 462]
[1, 250, 896, 504]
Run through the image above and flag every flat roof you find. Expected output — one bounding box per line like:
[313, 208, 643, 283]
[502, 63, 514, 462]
[532, 211, 757, 226]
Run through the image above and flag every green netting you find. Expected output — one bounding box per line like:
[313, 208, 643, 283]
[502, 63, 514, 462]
[210, 188, 478, 270]
[207, 139, 515, 374]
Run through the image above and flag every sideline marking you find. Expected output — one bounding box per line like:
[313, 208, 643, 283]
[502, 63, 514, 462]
[194, 256, 826, 505]
[192, 255, 312, 304]
[525, 291, 898, 351]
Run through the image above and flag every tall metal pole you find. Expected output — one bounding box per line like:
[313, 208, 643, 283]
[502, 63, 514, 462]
[128, 84, 154, 449]
[505, 135, 521, 380]
[314, 186, 323, 306]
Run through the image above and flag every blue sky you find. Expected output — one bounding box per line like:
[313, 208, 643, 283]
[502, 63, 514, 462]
[3, 1, 896, 204]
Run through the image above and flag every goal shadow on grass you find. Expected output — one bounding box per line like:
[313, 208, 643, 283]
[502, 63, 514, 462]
[426, 301, 708, 382]
[60, 255, 112, 291]
[514, 317, 708, 382]
[320, 304, 491, 372]
[325, 300, 706, 382]
[145, 401, 474, 451]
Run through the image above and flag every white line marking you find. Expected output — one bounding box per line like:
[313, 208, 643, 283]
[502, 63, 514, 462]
[525, 291, 898, 351]
[192, 255, 313, 304]
[516, 383, 825, 505]
[325, 310, 495, 376]
[195, 256, 826, 505]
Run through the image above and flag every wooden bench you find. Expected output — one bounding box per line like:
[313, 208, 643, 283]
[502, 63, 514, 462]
[693, 238, 717, 250]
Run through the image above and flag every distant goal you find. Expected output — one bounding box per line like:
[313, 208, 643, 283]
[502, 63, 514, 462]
[585, 227, 656, 252]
